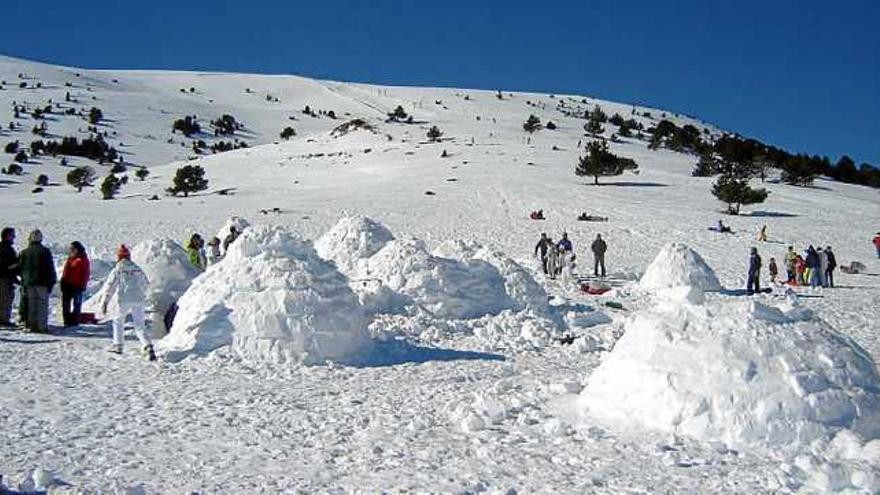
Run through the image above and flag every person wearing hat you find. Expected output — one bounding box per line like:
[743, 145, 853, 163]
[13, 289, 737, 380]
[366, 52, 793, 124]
[747, 247, 762, 295]
[99, 245, 155, 360]
[18, 229, 56, 332]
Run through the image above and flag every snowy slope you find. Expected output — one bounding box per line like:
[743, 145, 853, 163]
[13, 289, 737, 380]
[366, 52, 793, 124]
[1, 54, 879, 493]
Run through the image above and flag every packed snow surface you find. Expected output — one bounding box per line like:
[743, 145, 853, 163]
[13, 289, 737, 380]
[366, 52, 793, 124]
[639, 242, 723, 292]
[158, 225, 369, 364]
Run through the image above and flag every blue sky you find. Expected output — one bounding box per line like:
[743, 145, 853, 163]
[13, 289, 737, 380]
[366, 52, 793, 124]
[5, 0, 878, 164]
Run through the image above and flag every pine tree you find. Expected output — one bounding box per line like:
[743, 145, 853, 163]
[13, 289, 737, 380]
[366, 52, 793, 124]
[692, 152, 719, 177]
[168, 165, 208, 197]
[711, 175, 768, 214]
[427, 125, 443, 142]
[100, 174, 121, 200]
[135, 168, 150, 181]
[523, 114, 541, 133]
[576, 140, 638, 185]
[88, 107, 103, 125]
[280, 126, 296, 140]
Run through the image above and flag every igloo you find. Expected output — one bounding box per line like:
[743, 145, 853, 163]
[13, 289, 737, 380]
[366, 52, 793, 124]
[314, 215, 394, 275]
[433, 239, 550, 315]
[579, 296, 880, 450]
[361, 239, 514, 319]
[157, 226, 369, 364]
[639, 242, 722, 292]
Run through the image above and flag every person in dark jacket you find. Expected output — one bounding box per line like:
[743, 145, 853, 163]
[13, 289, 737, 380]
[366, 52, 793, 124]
[591, 234, 607, 277]
[222, 226, 240, 253]
[747, 247, 762, 294]
[825, 246, 837, 288]
[60, 241, 90, 327]
[18, 230, 56, 333]
[0, 227, 19, 327]
[534, 233, 551, 274]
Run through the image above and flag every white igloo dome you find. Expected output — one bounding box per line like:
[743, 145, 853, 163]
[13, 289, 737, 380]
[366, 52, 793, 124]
[361, 239, 514, 319]
[579, 297, 880, 450]
[314, 215, 394, 275]
[640, 242, 722, 292]
[158, 226, 369, 364]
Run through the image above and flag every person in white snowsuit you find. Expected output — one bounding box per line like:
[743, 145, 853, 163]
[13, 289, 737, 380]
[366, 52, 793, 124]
[546, 243, 560, 280]
[100, 245, 155, 360]
[817, 247, 829, 288]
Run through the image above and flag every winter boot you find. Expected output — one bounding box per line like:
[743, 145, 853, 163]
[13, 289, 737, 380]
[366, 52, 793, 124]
[107, 344, 123, 354]
[144, 345, 156, 362]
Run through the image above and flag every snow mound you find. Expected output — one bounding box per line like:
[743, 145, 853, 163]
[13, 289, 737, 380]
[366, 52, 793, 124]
[639, 242, 721, 292]
[132, 239, 199, 333]
[580, 297, 880, 451]
[158, 226, 369, 364]
[433, 240, 550, 315]
[361, 239, 513, 319]
[314, 215, 394, 275]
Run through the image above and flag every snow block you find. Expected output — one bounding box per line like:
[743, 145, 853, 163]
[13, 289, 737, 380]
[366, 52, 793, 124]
[639, 242, 722, 293]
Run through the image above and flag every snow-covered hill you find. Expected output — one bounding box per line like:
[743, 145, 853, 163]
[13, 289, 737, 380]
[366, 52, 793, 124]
[1, 54, 879, 493]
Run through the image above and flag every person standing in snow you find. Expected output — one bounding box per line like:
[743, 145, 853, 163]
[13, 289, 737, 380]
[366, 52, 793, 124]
[768, 257, 778, 284]
[60, 241, 90, 327]
[825, 246, 837, 288]
[18, 230, 56, 333]
[556, 232, 573, 277]
[222, 226, 241, 254]
[805, 245, 819, 287]
[186, 234, 207, 272]
[784, 246, 797, 283]
[747, 247, 762, 294]
[873, 233, 880, 259]
[817, 247, 829, 287]
[591, 234, 607, 278]
[206, 237, 222, 265]
[100, 245, 155, 360]
[546, 242, 560, 280]
[795, 255, 806, 286]
[0, 227, 19, 327]
[534, 233, 551, 274]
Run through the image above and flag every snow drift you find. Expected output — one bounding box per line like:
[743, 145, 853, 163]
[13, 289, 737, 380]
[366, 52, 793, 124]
[581, 288, 880, 451]
[639, 242, 722, 292]
[158, 226, 369, 364]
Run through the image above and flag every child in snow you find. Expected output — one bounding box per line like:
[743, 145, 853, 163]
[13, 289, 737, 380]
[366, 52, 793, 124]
[100, 245, 155, 360]
[186, 234, 207, 271]
[757, 225, 768, 242]
[546, 243, 560, 280]
[795, 255, 806, 286]
[768, 257, 778, 284]
[207, 237, 222, 265]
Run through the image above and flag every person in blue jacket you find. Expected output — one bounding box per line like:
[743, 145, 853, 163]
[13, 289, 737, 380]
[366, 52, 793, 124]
[747, 247, 762, 295]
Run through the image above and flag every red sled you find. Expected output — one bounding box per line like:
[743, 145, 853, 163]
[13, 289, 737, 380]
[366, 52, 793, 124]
[78, 312, 99, 325]
[581, 284, 611, 295]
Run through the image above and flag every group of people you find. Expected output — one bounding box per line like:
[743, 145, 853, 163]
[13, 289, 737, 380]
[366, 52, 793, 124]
[534, 232, 607, 281]
[185, 226, 240, 271]
[0, 224, 246, 361]
[747, 244, 838, 294]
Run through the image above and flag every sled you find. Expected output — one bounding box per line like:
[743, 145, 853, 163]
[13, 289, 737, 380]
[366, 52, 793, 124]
[707, 226, 733, 234]
[581, 283, 611, 295]
[78, 312, 99, 325]
[604, 301, 624, 310]
[577, 215, 608, 222]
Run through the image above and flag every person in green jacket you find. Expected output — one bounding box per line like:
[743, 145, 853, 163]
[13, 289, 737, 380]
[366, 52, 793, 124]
[186, 233, 207, 272]
[18, 230, 56, 333]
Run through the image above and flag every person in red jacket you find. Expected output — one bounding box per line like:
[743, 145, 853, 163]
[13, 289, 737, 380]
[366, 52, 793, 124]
[60, 241, 90, 327]
[874, 232, 880, 259]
